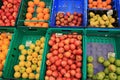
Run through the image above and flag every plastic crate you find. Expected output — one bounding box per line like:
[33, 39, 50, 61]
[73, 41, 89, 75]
[85, 28, 120, 80]
[17, 0, 52, 27]
[50, 0, 87, 28]
[3, 28, 47, 79]
[87, 0, 117, 10]
[0, 27, 14, 78]
[87, 10, 118, 28]
[40, 28, 86, 80]
[0, 0, 22, 27]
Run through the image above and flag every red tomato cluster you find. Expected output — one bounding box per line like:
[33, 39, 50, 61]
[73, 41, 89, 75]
[56, 12, 82, 27]
[0, 0, 21, 26]
[45, 32, 83, 80]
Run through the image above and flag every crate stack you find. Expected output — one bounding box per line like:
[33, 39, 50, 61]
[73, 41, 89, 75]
[0, 0, 120, 80]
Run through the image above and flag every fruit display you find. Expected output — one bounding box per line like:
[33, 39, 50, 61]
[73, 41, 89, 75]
[0, 0, 120, 79]
[45, 32, 83, 80]
[0, 0, 21, 26]
[87, 56, 120, 80]
[88, 0, 112, 9]
[89, 11, 116, 28]
[0, 32, 12, 77]
[24, 0, 50, 27]
[55, 12, 82, 27]
[13, 37, 45, 79]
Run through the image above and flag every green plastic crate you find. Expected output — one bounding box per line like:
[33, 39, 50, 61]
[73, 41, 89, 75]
[17, 0, 52, 27]
[3, 28, 47, 79]
[85, 28, 120, 80]
[40, 28, 86, 80]
[0, 27, 14, 78]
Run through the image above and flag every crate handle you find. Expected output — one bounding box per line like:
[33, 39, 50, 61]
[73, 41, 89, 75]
[28, 28, 38, 31]
[62, 30, 72, 32]
[98, 31, 109, 33]
[12, 54, 15, 57]
[0, 29, 9, 31]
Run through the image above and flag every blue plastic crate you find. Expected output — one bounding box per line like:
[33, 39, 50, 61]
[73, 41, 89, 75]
[87, 0, 117, 10]
[50, 0, 87, 28]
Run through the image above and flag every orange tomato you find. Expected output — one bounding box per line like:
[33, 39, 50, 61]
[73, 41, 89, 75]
[0, 36, 3, 40]
[26, 13, 32, 19]
[28, 1, 34, 7]
[34, 0, 39, 5]
[97, 0, 102, 4]
[27, 7, 34, 13]
[43, 8, 50, 14]
[102, 2, 107, 7]
[89, 0, 93, 4]
[44, 14, 50, 20]
[106, 0, 111, 4]
[38, 1, 45, 8]
[1, 33, 7, 38]
[35, 23, 41, 27]
[3, 38, 10, 45]
[92, 1, 97, 6]
[28, 22, 35, 27]
[42, 23, 48, 28]
[106, 5, 112, 9]
[0, 64, 3, 71]
[88, 4, 93, 8]
[36, 7, 43, 13]
[1, 45, 8, 51]
[97, 4, 103, 8]
[39, 22, 43, 26]
[2, 49, 8, 56]
[92, 5, 97, 8]
[37, 13, 44, 19]
[0, 54, 5, 61]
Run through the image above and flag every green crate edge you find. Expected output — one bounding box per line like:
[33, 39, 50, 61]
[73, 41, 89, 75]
[3, 28, 47, 80]
[14, 0, 23, 27]
[17, 0, 53, 27]
[40, 28, 86, 80]
[3, 28, 21, 79]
